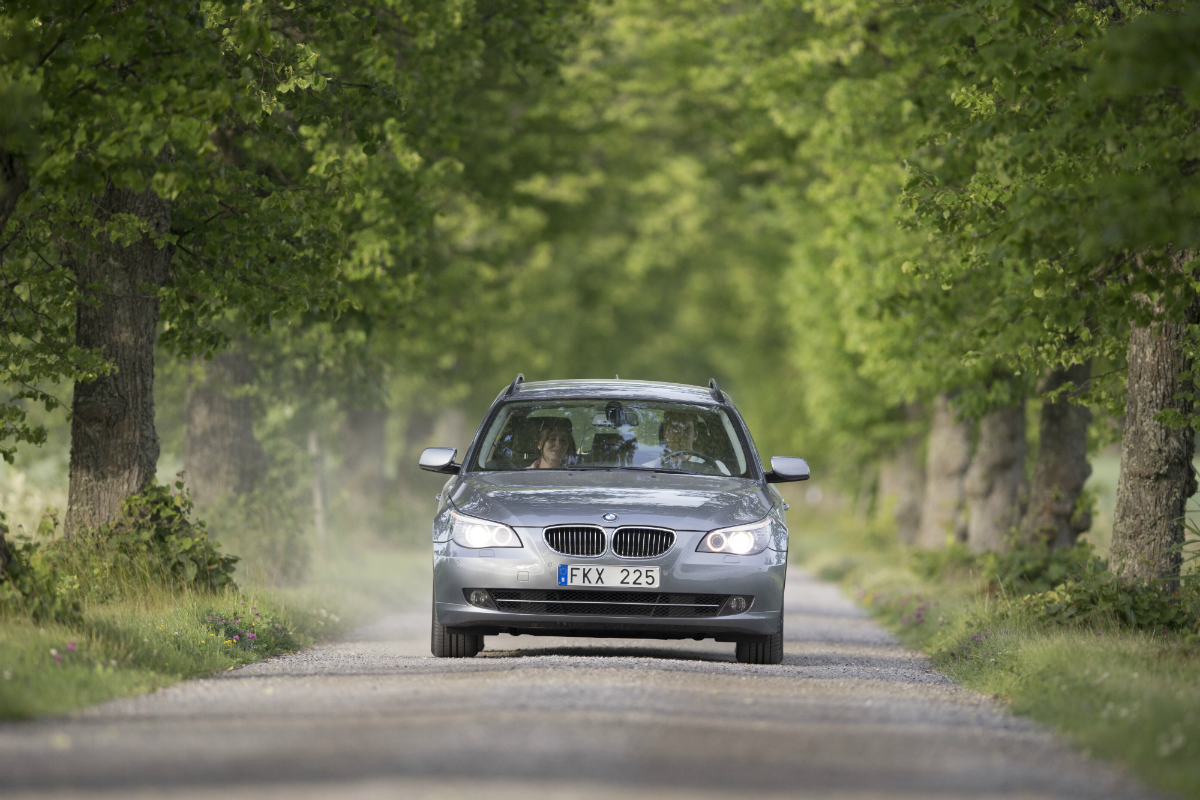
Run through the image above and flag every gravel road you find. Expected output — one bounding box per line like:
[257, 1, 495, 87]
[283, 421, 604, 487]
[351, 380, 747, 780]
[0, 569, 1157, 800]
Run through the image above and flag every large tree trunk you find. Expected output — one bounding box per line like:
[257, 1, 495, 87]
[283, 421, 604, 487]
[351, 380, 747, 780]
[184, 347, 267, 508]
[1111, 284, 1200, 583]
[1020, 363, 1093, 549]
[965, 404, 1027, 553]
[65, 186, 170, 537]
[916, 394, 971, 548]
[877, 405, 926, 545]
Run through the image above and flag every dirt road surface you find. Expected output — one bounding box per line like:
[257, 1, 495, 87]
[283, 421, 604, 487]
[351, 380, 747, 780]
[0, 570, 1156, 800]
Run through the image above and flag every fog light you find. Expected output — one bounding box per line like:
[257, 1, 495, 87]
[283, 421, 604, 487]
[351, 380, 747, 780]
[469, 590, 490, 607]
[729, 596, 747, 614]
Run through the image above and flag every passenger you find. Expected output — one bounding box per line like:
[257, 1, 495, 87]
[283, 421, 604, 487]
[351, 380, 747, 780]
[526, 418, 574, 469]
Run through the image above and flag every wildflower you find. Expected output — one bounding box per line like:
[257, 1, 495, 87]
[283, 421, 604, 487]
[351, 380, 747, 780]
[50, 648, 60, 660]
[67, 641, 77, 652]
[254, 612, 260, 616]
[233, 636, 239, 643]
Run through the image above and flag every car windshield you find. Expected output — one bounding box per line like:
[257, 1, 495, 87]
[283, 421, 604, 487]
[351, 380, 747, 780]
[474, 399, 750, 477]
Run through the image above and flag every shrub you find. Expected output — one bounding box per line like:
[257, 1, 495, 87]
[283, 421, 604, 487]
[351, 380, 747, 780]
[0, 512, 80, 622]
[0, 483, 237, 621]
[92, 481, 238, 591]
[1019, 558, 1200, 633]
[912, 541, 1101, 597]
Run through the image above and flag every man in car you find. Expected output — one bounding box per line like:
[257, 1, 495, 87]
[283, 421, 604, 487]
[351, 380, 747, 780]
[646, 410, 731, 475]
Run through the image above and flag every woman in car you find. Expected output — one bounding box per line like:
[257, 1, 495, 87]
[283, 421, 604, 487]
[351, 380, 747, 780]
[526, 417, 574, 469]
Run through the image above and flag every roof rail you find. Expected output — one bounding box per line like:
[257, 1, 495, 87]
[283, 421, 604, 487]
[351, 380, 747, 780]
[709, 378, 725, 404]
[506, 373, 525, 396]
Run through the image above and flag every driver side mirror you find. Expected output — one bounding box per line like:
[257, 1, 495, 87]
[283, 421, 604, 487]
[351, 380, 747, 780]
[419, 447, 460, 475]
[766, 456, 809, 483]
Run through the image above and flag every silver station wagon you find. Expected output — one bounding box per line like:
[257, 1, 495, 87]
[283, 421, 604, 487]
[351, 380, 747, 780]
[419, 376, 810, 664]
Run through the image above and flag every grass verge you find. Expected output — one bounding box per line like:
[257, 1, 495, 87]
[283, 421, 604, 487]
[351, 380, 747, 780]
[0, 540, 428, 720]
[795, 512, 1200, 799]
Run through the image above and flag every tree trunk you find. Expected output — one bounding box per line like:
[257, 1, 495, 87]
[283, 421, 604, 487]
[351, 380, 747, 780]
[1111, 286, 1200, 583]
[965, 404, 1027, 553]
[65, 186, 170, 537]
[916, 393, 971, 548]
[1020, 363, 1093, 549]
[877, 405, 925, 545]
[184, 347, 267, 508]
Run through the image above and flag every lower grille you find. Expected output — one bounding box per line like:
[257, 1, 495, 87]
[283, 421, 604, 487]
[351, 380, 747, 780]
[485, 588, 729, 618]
[612, 527, 675, 558]
[544, 526, 606, 557]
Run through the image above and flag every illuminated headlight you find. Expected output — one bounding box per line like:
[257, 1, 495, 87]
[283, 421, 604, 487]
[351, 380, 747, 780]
[697, 517, 772, 555]
[450, 511, 522, 548]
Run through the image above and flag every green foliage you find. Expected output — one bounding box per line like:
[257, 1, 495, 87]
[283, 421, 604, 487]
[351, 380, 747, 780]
[0, 482, 234, 621]
[1021, 559, 1200, 633]
[0, 513, 81, 623]
[95, 482, 238, 591]
[913, 541, 1101, 595]
[0, 0, 586, 460]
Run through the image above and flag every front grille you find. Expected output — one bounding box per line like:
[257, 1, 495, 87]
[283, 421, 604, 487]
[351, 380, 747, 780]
[544, 525, 606, 557]
[612, 527, 675, 558]
[486, 588, 728, 617]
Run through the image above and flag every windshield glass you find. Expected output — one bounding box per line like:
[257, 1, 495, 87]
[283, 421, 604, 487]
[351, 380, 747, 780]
[474, 399, 750, 477]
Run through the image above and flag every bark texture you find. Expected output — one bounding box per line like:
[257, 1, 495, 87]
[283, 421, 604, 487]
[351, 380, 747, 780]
[0, 521, 11, 577]
[916, 394, 971, 548]
[184, 348, 267, 508]
[965, 405, 1028, 553]
[1020, 363, 1093, 549]
[1111, 286, 1200, 583]
[877, 405, 926, 545]
[65, 186, 170, 536]
[0, 147, 28, 234]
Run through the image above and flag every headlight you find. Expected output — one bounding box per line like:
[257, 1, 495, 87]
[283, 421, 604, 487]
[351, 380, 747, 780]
[697, 517, 771, 555]
[450, 511, 522, 549]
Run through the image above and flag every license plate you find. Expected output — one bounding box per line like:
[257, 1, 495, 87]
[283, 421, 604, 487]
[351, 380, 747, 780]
[558, 564, 660, 588]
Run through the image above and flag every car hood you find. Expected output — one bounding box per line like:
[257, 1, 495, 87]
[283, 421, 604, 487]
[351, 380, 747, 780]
[449, 470, 773, 531]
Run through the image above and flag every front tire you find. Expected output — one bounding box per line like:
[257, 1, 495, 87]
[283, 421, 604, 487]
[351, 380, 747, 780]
[431, 602, 482, 658]
[735, 615, 783, 665]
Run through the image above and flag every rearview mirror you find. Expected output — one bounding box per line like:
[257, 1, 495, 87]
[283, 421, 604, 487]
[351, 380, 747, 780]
[419, 447, 460, 474]
[766, 456, 809, 483]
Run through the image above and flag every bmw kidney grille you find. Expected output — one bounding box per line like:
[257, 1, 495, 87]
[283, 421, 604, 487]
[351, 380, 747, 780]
[543, 525, 606, 557]
[611, 527, 675, 558]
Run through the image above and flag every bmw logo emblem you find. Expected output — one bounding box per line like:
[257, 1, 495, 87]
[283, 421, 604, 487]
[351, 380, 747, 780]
[602, 513, 618, 522]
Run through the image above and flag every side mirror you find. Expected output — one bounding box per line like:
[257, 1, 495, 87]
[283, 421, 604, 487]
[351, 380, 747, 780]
[419, 447, 460, 474]
[766, 456, 809, 483]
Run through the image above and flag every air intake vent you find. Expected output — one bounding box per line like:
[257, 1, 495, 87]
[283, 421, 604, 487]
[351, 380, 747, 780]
[485, 589, 730, 617]
[544, 526, 606, 557]
[612, 527, 675, 558]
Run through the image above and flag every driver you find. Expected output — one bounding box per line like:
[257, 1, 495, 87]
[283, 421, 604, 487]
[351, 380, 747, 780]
[526, 417, 574, 469]
[645, 411, 731, 474]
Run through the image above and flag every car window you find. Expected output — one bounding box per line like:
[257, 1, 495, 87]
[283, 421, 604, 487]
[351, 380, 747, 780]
[475, 399, 751, 477]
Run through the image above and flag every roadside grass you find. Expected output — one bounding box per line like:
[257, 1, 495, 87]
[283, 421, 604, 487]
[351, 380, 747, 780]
[0, 540, 427, 720]
[794, 511, 1200, 799]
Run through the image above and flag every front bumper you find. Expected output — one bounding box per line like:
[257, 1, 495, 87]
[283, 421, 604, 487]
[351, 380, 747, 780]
[433, 526, 786, 641]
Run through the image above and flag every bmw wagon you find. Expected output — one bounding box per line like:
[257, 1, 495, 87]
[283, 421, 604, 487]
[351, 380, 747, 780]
[419, 376, 810, 664]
